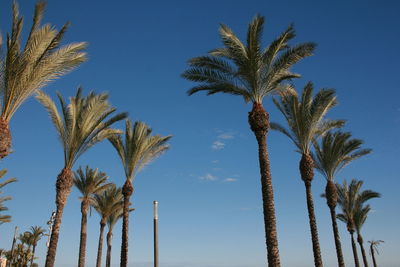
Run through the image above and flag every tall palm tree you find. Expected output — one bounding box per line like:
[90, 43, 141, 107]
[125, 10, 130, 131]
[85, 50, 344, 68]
[368, 240, 383, 267]
[36, 88, 127, 267]
[105, 204, 133, 267]
[27, 226, 46, 267]
[92, 185, 123, 267]
[313, 132, 371, 267]
[109, 120, 171, 267]
[0, 169, 17, 224]
[181, 15, 315, 266]
[353, 190, 381, 267]
[0, 1, 87, 159]
[74, 166, 111, 267]
[271, 82, 343, 267]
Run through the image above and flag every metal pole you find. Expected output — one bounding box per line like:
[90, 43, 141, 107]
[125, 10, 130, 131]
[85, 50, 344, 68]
[153, 201, 159, 267]
[8, 226, 18, 267]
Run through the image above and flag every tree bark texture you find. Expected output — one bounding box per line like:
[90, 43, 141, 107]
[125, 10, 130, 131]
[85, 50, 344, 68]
[120, 180, 133, 267]
[350, 232, 360, 267]
[357, 234, 369, 267]
[96, 221, 106, 267]
[0, 117, 11, 159]
[78, 200, 89, 267]
[300, 153, 323, 267]
[248, 103, 280, 267]
[30, 244, 36, 267]
[45, 168, 74, 267]
[106, 231, 113, 267]
[326, 180, 345, 267]
[370, 244, 377, 267]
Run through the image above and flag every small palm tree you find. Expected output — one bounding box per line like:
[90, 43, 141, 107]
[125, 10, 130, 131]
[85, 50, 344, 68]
[313, 132, 371, 267]
[105, 205, 133, 267]
[0, 1, 87, 159]
[368, 240, 383, 267]
[27, 226, 46, 267]
[92, 185, 123, 267]
[74, 166, 111, 267]
[0, 169, 17, 224]
[272, 82, 344, 267]
[109, 120, 171, 267]
[335, 180, 380, 267]
[181, 15, 315, 267]
[36, 88, 127, 267]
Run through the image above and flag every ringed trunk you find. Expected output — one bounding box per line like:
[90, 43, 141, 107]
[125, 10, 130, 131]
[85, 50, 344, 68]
[96, 221, 106, 267]
[78, 200, 89, 267]
[325, 180, 345, 267]
[300, 153, 323, 267]
[30, 244, 36, 267]
[370, 244, 377, 267]
[350, 231, 360, 267]
[121, 179, 133, 267]
[106, 230, 113, 267]
[45, 168, 74, 267]
[357, 234, 369, 267]
[248, 102, 280, 267]
[0, 117, 12, 159]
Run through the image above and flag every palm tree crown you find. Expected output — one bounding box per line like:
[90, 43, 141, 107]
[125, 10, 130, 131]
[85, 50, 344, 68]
[74, 166, 111, 203]
[36, 88, 128, 169]
[182, 15, 316, 104]
[0, 169, 17, 224]
[92, 185, 123, 224]
[313, 131, 372, 181]
[271, 82, 344, 154]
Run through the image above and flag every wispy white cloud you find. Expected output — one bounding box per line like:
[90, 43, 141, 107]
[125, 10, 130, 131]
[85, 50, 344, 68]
[218, 132, 235, 140]
[199, 173, 217, 181]
[211, 141, 225, 150]
[212, 160, 219, 164]
[224, 178, 238, 182]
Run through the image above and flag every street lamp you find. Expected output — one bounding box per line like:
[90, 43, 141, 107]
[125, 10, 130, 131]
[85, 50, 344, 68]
[153, 201, 159, 267]
[46, 211, 56, 248]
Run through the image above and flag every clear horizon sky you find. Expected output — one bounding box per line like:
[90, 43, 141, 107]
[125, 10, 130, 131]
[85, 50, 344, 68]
[0, 0, 399, 266]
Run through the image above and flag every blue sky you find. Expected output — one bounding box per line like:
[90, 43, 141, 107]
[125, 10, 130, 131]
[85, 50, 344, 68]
[0, 0, 399, 266]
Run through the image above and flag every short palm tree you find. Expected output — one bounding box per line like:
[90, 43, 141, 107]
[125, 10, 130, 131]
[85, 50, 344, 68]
[109, 120, 171, 267]
[368, 240, 383, 267]
[0, 1, 86, 159]
[313, 131, 371, 267]
[272, 82, 344, 267]
[181, 15, 315, 267]
[74, 166, 111, 267]
[27, 226, 46, 267]
[335, 180, 380, 267]
[105, 205, 133, 267]
[92, 185, 123, 267]
[36, 88, 127, 267]
[0, 169, 17, 224]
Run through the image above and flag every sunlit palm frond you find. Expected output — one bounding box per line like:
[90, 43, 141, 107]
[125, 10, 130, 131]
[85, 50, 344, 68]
[92, 185, 123, 221]
[0, 1, 87, 121]
[73, 166, 111, 202]
[36, 88, 127, 169]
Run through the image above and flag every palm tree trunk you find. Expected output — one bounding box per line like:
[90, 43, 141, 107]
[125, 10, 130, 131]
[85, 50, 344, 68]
[96, 221, 106, 267]
[300, 153, 323, 267]
[357, 234, 369, 267]
[0, 117, 12, 159]
[30, 244, 36, 267]
[45, 168, 74, 267]
[326, 180, 345, 267]
[106, 230, 113, 267]
[248, 102, 280, 267]
[121, 180, 133, 267]
[370, 244, 377, 267]
[350, 232, 360, 267]
[78, 201, 89, 267]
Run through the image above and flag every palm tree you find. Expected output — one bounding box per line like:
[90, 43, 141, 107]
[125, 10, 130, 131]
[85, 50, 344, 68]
[271, 82, 343, 267]
[368, 240, 383, 267]
[105, 204, 133, 267]
[353, 191, 381, 267]
[313, 132, 371, 267]
[36, 88, 127, 267]
[109, 120, 171, 267]
[74, 166, 111, 267]
[181, 15, 315, 266]
[92, 185, 123, 267]
[0, 169, 17, 224]
[0, 1, 87, 159]
[27, 226, 46, 267]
